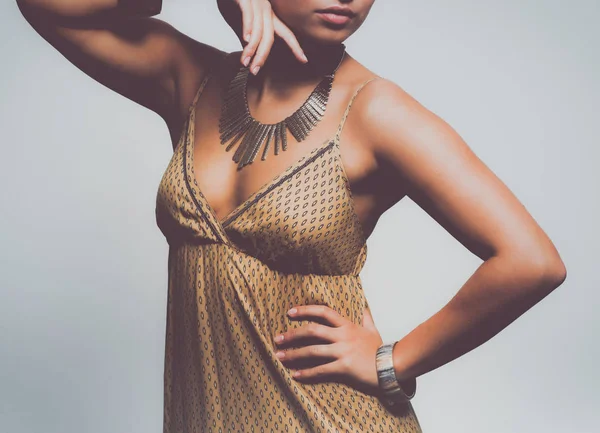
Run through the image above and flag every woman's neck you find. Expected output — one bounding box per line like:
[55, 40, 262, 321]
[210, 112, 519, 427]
[247, 38, 346, 95]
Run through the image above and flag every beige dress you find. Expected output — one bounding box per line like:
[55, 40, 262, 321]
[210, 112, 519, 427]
[155, 66, 423, 432]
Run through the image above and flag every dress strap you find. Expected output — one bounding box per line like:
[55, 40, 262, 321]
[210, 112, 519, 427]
[334, 77, 381, 142]
[188, 71, 213, 116]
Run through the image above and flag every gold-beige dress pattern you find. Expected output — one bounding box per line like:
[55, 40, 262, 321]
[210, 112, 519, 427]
[155, 71, 423, 432]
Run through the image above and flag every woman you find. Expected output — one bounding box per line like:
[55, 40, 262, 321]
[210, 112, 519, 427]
[17, 0, 567, 431]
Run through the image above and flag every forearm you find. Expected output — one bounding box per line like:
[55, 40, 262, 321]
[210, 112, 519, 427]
[16, 0, 162, 21]
[391, 252, 566, 389]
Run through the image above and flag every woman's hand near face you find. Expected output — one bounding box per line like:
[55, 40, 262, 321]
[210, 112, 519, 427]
[227, 0, 308, 74]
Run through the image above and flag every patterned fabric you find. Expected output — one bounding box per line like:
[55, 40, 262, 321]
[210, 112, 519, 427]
[155, 69, 423, 432]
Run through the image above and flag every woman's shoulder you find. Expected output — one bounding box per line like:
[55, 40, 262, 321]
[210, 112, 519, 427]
[341, 57, 404, 105]
[340, 60, 415, 124]
[340, 61, 445, 155]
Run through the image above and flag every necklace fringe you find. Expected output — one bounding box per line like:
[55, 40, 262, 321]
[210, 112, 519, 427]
[219, 46, 346, 169]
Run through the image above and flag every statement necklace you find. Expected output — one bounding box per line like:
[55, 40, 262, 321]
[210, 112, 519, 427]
[218, 44, 346, 169]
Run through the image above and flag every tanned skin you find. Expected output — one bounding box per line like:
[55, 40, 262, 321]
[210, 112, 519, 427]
[17, 0, 567, 397]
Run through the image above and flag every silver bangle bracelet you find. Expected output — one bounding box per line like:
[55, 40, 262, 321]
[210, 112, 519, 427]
[376, 341, 416, 406]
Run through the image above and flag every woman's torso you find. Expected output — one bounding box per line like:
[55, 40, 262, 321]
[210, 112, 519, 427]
[154, 51, 423, 432]
[163, 50, 398, 245]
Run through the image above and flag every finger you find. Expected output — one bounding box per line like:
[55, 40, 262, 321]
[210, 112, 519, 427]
[293, 359, 346, 381]
[276, 343, 338, 364]
[272, 16, 307, 63]
[242, 0, 264, 66]
[236, 0, 254, 43]
[249, 4, 275, 74]
[275, 322, 337, 347]
[288, 305, 347, 327]
[236, 0, 254, 67]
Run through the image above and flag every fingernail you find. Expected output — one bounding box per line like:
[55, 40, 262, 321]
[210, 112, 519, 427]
[243, 56, 251, 67]
[301, 52, 308, 63]
[288, 308, 297, 316]
[252, 65, 260, 75]
[244, 33, 251, 42]
[275, 351, 285, 359]
[274, 334, 284, 343]
[293, 370, 301, 378]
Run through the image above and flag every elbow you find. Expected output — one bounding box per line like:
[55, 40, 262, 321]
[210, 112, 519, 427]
[492, 241, 568, 301]
[523, 250, 567, 293]
[545, 256, 567, 287]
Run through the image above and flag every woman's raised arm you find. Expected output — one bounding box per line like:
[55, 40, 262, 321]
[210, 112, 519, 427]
[16, 0, 225, 124]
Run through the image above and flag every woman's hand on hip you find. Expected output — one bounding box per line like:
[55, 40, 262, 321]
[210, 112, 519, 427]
[233, 0, 308, 74]
[273, 304, 384, 396]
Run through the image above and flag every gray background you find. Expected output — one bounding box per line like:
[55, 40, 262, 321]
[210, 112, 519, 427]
[1, 0, 598, 432]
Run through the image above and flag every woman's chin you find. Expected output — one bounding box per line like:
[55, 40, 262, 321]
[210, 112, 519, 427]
[294, 29, 349, 48]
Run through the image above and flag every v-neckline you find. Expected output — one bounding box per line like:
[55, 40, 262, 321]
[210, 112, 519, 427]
[180, 68, 376, 248]
[185, 102, 339, 236]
